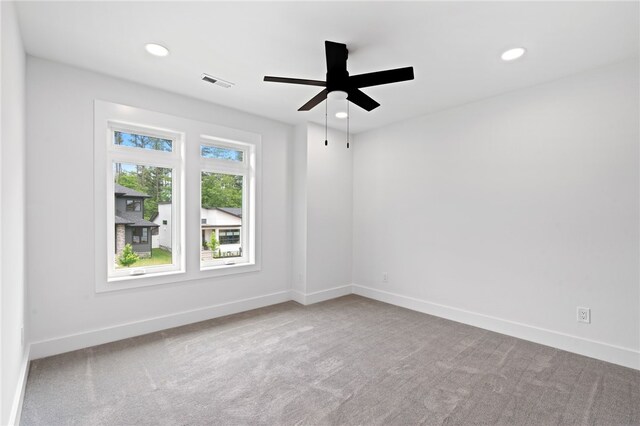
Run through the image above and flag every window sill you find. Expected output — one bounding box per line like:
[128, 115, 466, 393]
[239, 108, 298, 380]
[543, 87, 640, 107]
[200, 262, 260, 277]
[96, 262, 261, 293]
[98, 269, 186, 293]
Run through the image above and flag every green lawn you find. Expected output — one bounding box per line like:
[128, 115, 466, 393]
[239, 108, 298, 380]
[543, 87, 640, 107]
[117, 248, 172, 268]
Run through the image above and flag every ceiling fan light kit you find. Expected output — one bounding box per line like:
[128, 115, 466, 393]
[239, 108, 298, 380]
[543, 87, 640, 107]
[264, 40, 415, 147]
[327, 90, 348, 101]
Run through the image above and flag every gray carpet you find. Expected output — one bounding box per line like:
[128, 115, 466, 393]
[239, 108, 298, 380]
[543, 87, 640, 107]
[21, 295, 640, 425]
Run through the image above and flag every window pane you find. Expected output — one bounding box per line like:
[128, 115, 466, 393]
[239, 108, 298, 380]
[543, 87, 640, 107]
[200, 145, 243, 162]
[219, 229, 241, 244]
[125, 199, 141, 212]
[113, 162, 173, 269]
[201, 172, 244, 262]
[114, 131, 172, 152]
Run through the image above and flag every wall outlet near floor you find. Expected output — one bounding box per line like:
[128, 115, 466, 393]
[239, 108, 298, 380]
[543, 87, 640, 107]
[577, 307, 591, 324]
[382, 272, 388, 283]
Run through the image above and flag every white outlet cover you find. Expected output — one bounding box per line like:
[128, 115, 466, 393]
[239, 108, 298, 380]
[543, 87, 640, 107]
[577, 307, 591, 324]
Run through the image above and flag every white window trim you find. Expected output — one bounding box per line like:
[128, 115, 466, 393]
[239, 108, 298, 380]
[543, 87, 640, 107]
[94, 100, 262, 293]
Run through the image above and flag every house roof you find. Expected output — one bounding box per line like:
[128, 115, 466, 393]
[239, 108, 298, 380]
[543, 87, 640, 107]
[114, 183, 150, 198]
[216, 207, 242, 218]
[115, 215, 134, 225]
[116, 210, 159, 228]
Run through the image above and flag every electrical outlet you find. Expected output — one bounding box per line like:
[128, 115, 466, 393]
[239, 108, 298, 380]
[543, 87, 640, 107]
[577, 307, 590, 324]
[382, 272, 388, 283]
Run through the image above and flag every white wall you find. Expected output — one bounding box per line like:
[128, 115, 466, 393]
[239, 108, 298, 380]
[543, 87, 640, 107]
[26, 57, 292, 356]
[1, 2, 28, 424]
[306, 123, 353, 295]
[290, 123, 353, 303]
[291, 124, 308, 296]
[353, 59, 640, 368]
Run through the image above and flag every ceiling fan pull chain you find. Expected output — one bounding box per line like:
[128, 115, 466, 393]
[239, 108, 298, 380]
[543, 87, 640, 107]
[325, 99, 328, 146]
[346, 100, 350, 149]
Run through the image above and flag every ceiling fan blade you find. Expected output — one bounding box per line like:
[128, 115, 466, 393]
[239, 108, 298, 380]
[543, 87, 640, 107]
[298, 89, 329, 111]
[264, 76, 326, 87]
[349, 67, 414, 88]
[347, 89, 380, 112]
[325, 41, 348, 73]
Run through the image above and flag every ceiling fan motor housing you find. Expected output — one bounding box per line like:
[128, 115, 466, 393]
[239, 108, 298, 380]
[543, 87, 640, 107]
[326, 69, 349, 94]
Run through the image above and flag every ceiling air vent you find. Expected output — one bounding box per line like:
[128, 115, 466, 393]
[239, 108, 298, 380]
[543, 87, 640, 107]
[201, 73, 234, 88]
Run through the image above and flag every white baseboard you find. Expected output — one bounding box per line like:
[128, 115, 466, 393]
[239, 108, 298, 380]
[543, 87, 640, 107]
[30, 290, 291, 360]
[290, 285, 352, 305]
[289, 289, 306, 305]
[353, 284, 640, 371]
[8, 344, 30, 426]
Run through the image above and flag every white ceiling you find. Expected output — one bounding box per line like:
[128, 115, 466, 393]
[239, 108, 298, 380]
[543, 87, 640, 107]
[15, 1, 640, 134]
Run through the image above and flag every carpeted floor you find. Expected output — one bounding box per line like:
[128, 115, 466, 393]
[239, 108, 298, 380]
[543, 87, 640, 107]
[21, 295, 640, 425]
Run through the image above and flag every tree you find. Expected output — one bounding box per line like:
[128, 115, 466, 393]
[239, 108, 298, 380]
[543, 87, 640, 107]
[118, 244, 139, 267]
[201, 172, 243, 209]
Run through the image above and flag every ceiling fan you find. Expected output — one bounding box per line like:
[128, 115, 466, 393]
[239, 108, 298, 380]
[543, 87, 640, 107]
[264, 40, 414, 112]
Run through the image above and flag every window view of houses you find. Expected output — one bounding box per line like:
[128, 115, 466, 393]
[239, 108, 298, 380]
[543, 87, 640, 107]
[113, 163, 243, 268]
[153, 204, 243, 260]
[113, 162, 173, 268]
[199, 172, 244, 261]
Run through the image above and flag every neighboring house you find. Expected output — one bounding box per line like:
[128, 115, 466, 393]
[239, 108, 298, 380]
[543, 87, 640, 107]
[154, 203, 242, 254]
[114, 183, 159, 258]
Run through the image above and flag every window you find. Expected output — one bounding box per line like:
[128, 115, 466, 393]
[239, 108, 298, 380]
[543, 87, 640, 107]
[200, 138, 255, 269]
[126, 199, 141, 212]
[114, 131, 172, 152]
[132, 228, 148, 244]
[105, 122, 183, 281]
[95, 100, 260, 291]
[219, 229, 241, 245]
[200, 145, 243, 162]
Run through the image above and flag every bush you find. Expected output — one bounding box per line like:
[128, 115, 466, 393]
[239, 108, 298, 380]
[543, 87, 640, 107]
[208, 233, 219, 252]
[118, 244, 139, 267]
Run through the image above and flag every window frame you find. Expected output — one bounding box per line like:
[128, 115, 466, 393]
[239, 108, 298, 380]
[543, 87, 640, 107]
[107, 125, 183, 281]
[125, 199, 142, 212]
[200, 136, 256, 270]
[132, 227, 149, 244]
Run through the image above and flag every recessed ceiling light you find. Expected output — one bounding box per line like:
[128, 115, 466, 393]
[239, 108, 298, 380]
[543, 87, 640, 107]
[501, 47, 526, 62]
[145, 43, 169, 57]
[335, 112, 348, 119]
